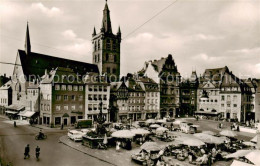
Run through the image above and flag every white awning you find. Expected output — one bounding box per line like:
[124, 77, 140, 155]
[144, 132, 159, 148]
[230, 160, 254, 166]
[5, 105, 25, 111]
[5, 111, 18, 114]
[22, 111, 36, 117]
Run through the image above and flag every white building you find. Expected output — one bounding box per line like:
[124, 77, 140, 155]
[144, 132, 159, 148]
[137, 77, 160, 119]
[0, 81, 12, 114]
[197, 67, 227, 118]
[84, 74, 110, 121]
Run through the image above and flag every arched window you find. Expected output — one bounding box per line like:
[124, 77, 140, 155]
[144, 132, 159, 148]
[94, 55, 97, 63]
[106, 54, 109, 61]
[114, 55, 117, 62]
[106, 39, 111, 50]
[98, 40, 100, 50]
[94, 41, 97, 51]
[112, 40, 116, 50]
[19, 84, 21, 93]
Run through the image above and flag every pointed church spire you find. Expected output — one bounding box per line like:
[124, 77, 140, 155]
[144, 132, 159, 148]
[92, 27, 96, 37]
[117, 26, 121, 40]
[117, 26, 121, 34]
[25, 22, 31, 55]
[101, 0, 112, 33]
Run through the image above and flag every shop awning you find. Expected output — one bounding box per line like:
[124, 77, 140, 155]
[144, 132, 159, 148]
[5, 111, 19, 114]
[18, 111, 26, 116]
[5, 105, 25, 111]
[22, 111, 36, 117]
[195, 111, 218, 115]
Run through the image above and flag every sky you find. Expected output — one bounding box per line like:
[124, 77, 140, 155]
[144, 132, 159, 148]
[0, 0, 259, 79]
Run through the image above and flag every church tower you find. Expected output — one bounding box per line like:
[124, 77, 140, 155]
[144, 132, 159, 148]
[92, 1, 121, 82]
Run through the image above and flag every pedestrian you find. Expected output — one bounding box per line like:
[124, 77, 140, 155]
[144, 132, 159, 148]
[35, 146, 40, 160]
[24, 144, 30, 159]
[208, 152, 212, 166]
[61, 123, 64, 130]
[126, 139, 132, 150]
[14, 121, 16, 127]
[116, 141, 120, 151]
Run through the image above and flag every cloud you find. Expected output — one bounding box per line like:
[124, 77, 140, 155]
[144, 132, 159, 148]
[192, 53, 223, 62]
[228, 47, 260, 54]
[60, 41, 92, 55]
[218, 1, 259, 28]
[125, 32, 154, 43]
[62, 30, 77, 39]
[58, 29, 92, 59]
[191, 34, 224, 41]
[31, 3, 62, 17]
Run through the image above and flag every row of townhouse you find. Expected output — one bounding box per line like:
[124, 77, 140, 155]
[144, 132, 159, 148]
[196, 66, 260, 122]
[39, 68, 110, 127]
[110, 75, 160, 123]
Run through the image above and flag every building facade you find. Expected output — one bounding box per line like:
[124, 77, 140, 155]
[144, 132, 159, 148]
[137, 77, 160, 119]
[0, 81, 12, 114]
[179, 71, 199, 116]
[197, 67, 227, 118]
[126, 76, 146, 121]
[197, 66, 255, 122]
[139, 54, 181, 118]
[40, 67, 85, 127]
[110, 81, 129, 122]
[254, 79, 260, 122]
[84, 73, 110, 122]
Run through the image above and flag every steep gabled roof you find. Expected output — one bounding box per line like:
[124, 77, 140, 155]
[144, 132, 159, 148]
[18, 50, 99, 81]
[138, 77, 157, 84]
[202, 66, 228, 81]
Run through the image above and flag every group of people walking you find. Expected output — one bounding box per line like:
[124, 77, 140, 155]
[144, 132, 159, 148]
[24, 144, 40, 160]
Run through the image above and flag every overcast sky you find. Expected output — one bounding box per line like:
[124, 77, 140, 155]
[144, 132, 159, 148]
[0, 0, 259, 79]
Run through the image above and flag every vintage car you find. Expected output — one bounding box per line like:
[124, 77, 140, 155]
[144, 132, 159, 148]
[179, 122, 198, 134]
[68, 130, 83, 142]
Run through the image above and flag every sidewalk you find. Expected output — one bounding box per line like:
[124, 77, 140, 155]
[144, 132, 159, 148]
[0, 114, 70, 131]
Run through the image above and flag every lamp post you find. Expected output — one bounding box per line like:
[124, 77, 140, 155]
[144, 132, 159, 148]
[107, 107, 110, 123]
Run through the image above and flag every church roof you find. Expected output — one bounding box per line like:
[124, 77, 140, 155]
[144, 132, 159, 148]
[41, 67, 84, 84]
[18, 50, 99, 81]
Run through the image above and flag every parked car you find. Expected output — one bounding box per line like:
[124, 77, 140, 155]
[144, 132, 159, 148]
[75, 119, 92, 129]
[179, 122, 197, 134]
[68, 130, 83, 142]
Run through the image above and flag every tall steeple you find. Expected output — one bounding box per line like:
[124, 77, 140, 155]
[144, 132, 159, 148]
[92, 1, 121, 82]
[25, 22, 31, 55]
[92, 27, 96, 37]
[102, 1, 112, 33]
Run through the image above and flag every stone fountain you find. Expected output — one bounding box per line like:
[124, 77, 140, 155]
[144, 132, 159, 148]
[82, 100, 112, 149]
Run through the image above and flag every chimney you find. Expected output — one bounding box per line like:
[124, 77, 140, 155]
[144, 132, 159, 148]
[4, 73, 6, 77]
